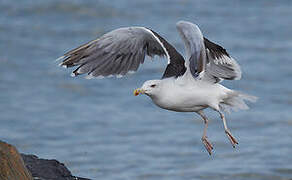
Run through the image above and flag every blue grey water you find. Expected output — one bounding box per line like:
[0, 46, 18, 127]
[1, 0, 292, 179]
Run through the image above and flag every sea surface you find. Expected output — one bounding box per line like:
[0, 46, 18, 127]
[1, 0, 292, 179]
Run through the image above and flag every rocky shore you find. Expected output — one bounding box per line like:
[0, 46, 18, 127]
[0, 141, 90, 180]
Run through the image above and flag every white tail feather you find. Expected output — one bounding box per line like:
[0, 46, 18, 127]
[220, 91, 257, 113]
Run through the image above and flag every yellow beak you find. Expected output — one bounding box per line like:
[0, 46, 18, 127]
[133, 88, 145, 96]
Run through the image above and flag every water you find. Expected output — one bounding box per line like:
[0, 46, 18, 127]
[1, 0, 292, 179]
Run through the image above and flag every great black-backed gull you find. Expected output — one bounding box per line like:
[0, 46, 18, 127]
[57, 21, 257, 155]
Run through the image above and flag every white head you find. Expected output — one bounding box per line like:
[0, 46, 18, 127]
[133, 80, 162, 98]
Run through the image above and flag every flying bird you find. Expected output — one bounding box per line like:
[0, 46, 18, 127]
[57, 21, 256, 155]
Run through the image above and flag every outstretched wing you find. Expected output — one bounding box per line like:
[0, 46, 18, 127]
[176, 20, 241, 83]
[58, 27, 186, 79]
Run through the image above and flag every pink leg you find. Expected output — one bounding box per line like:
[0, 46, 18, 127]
[198, 111, 213, 155]
[218, 111, 238, 148]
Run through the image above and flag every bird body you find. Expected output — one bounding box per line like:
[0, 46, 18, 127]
[141, 78, 229, 112]
[58, 20, 257, 155]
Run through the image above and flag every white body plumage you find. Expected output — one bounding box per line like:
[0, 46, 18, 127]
[149, 79, 228, 112]
[140, 76, 253, 114]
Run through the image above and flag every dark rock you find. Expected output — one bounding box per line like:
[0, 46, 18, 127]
[0, 141, 89, 180]
[21, 154, 91, 180]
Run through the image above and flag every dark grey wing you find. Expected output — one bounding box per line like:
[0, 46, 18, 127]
[149, 30, 186, 79]
[204, 38, 242, 82]
[58, 27, 186, 79]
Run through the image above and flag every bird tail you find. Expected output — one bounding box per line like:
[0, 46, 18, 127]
[219, 91, 257, 113]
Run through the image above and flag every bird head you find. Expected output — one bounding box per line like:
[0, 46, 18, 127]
[134, 80, 161, 97]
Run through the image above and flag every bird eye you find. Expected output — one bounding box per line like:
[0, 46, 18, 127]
[150, 84, 156, 88]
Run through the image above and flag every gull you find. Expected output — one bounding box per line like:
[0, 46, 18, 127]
[58, 20, 257, 155]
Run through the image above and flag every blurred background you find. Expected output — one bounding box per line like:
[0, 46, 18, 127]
[1, 0, 292, 179]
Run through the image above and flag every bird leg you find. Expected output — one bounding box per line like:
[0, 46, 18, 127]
[218, 111, 238, 148]
[198, 111, 213, 155]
